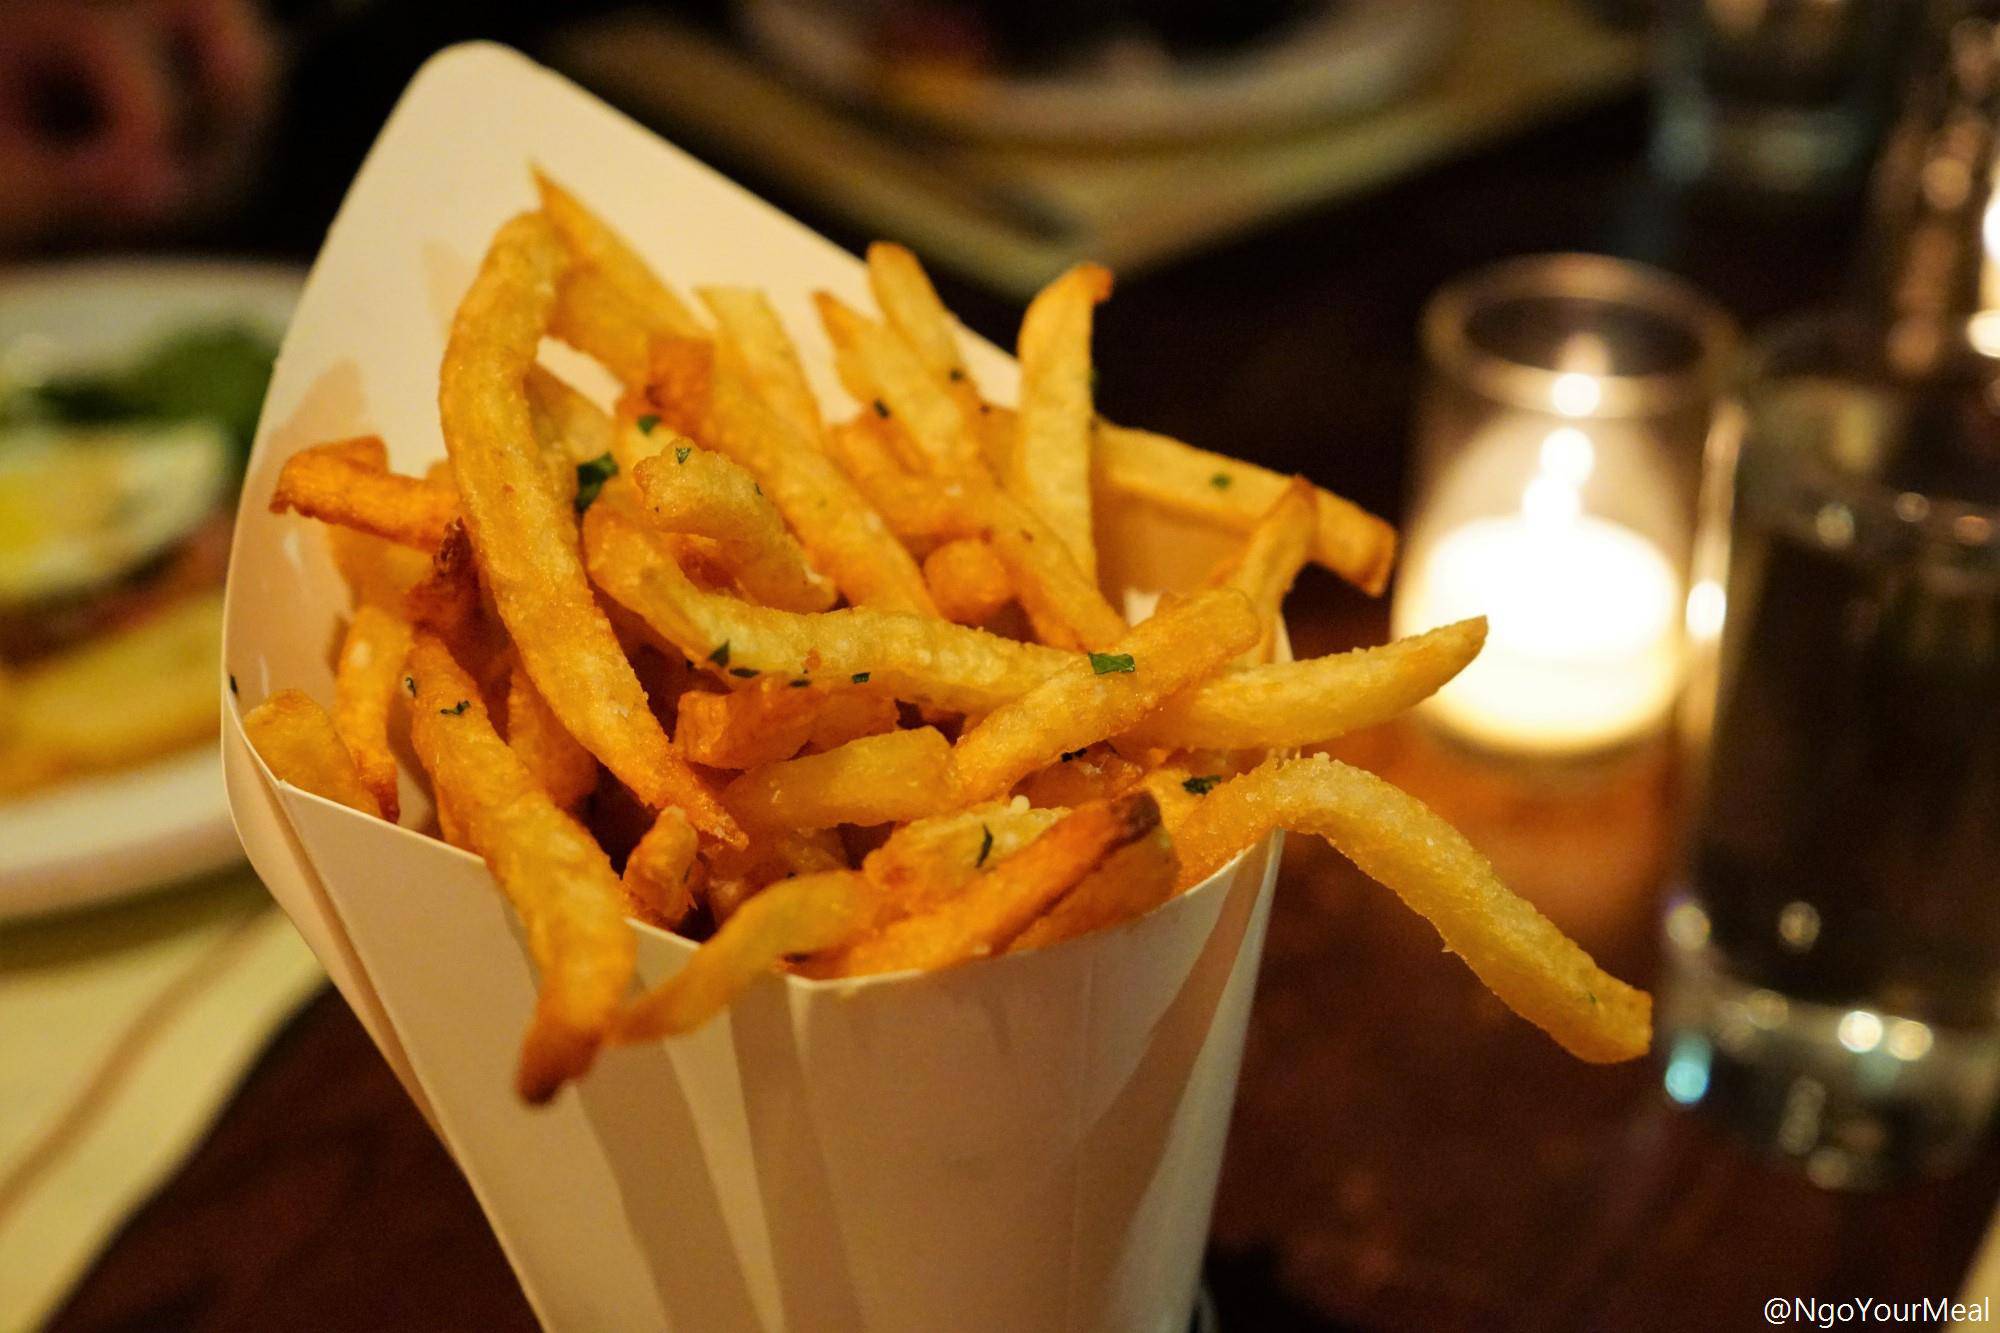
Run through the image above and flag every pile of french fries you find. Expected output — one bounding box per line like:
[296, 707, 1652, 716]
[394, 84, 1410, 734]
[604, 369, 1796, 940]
[247, 172, 1650, 1103]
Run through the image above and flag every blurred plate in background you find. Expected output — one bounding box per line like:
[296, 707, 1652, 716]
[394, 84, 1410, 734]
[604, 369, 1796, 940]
[0, 260, 303, 921]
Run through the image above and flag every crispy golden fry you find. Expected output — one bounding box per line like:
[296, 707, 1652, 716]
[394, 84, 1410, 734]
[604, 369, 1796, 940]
[698, 286, 824, 447]
[328, 526, 432, 612]
[550, 265, 659, 387]
[804, 689, 899, 751]
[585, 503, 1056, 713]
[507, 662, 599, 809]
[242, 687, 379, 815]
[866, 243, 971, 390]
[333, 604, 412, 821]
[406, 632, 637, 1100]
[589, 500, 1430, 747]
[1009, 821, 1176, 953]
[623, 806, 699, 927]
[675, 679, 822, 769]
[977, 487, 1127, 651]
[1174, 754, 1651, 1062]
[618, 871, 878, 1038]
[1092, 421, 1397, 595]
[439, 211, 738, 845]
[1124, 618, 1487, 751]
[647, 336, 935, 614]
[1205, 476, 1315, 665]
[535, 169, 704, 339]
[1016, 743, 1143, 808]
[954, 589, 1258, 802]
[633, 444, 837, 612]
[526, 364, 617, 463]
[0, 591, 223, 796]
[922, 537, 1012, 626]
[704, 826, 851, 923]
[271, 438, 459, 552]
[824, 415, 969, 543]
[814, 292, 985, 481]
[817, 792, 1160, 977]
[857, 799, 1066, 915]
[1136, 764, 1204, 838]
[723, 726, 957, 830]
[1010, 263, 1110, 580]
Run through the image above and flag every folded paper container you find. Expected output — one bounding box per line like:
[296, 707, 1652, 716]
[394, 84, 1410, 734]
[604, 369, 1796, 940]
[223, 43, 1285, 1332]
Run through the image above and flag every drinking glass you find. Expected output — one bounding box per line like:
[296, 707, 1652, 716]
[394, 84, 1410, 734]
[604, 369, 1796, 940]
[1662, 312, 2000, 1188]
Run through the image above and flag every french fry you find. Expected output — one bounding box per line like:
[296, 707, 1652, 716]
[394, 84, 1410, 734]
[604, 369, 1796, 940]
[506, 662, 599, 809]
[1016, 743, 1143, 809]
[1173, 755, 1650, 1063]
[588, 499, 1436, 748]
[242, 687, 379, 815]
[1204, 476, 1315, 665]
[976, 488, 1127, 651]
[817, 791, 1161, 977]
[0, 592, 223, 796]
[804, 690, 900, 751]
[270, 438, 459, 552]
[698, 286, 824, 447]
[646, 336, 936, 614]
[1092, 421, 1397, 595]
[327, 526, 432, 612]
[585, 503, 1058, 713]
[535, 169, 705, 339]
[334, 604, 412, 820]
[704, 826, 851, 923]
[550, 265, 660, 387]
[623, 806, 699, 927]
[722, 727, 957, 830]
[1009, 821, 1177, 952]
[1009, 263, 1110, 579]
[675, 678, 824, 769]
[866, 242, 974, 397]
[824, 415, 969, 544]
[856, 800, 1067, 918]
[632, 443, 837, 612]
[1123, 618, 1487, 751]
[439, 211, 738, 845]
[405, 631, 636, 1100]
[953, 589, 1258, 802]
[814, 291, 986, 481]
[618, 871, 879, 1038]
[526, 364, 618, 464]
[922, 537, 1012, 626]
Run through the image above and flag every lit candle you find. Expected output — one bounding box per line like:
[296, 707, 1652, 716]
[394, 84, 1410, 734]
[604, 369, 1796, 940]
[1394, 420, 1686, 754]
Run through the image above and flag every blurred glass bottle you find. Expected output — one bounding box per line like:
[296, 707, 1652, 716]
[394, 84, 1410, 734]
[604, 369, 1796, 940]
[1652, 0, 1914, 198]
[1664, 4, 2000, 1188]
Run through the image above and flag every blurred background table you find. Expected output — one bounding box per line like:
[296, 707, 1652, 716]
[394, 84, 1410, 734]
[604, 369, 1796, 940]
[29, 21, 2000, 1333]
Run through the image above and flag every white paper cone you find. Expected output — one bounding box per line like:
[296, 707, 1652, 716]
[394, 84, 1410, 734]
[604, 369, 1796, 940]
[222, 42, 1285, 1331]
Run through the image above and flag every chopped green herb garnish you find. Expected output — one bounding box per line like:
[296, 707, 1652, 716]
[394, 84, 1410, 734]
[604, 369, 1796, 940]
[1060, 747, 1088, 762]
[730, 667, 758, 679]
[707, 641, 731, 667]
[975, 824, 994, 868]
[850, 671, 871, 684]
[228, 674, 238, 696]
[1209, 472, 1232, 490]
[754, 482, 763, 497]
[573, 452, 618, 512]
[404, 675, 417, 697]
[1088, 652, 1136, 675]
[675, 445, 692, 464]
[872, 399, 890, 418]
[947, 367, 966, 383]
[790, 678, 811, 688]
[442, 699, 470, 716]
[636, 413, 661, 434]
[1182, 775, 1222, 796]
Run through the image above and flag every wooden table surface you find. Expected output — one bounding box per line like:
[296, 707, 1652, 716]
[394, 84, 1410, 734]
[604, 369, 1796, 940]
[44, 77, 2000, 1333]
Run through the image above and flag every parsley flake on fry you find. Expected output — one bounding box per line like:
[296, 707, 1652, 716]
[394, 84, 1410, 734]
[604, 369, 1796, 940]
[1182, 774, 1221, 795]
[573, 452, 618, 513]
[1088, 652, 1135, 675]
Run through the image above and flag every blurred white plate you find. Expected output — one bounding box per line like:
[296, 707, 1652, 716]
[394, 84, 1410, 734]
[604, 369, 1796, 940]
[0, 259, 303, 921]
